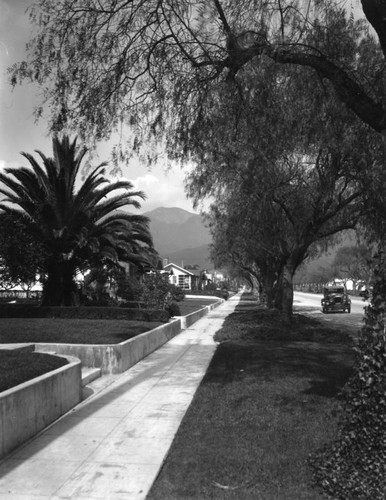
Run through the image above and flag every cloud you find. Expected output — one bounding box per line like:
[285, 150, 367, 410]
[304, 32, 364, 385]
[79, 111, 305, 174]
[0, 159, 19, 171]
[132, 170, 196, 213]
[97, 168, 196, 213]
[132, 173, 159, 189]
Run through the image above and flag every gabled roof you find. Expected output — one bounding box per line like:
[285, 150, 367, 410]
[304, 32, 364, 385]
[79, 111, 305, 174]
[163, 262, 195, 276]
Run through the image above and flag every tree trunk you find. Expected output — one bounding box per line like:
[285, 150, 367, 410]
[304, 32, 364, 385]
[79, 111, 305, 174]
[264, 277, 277, 309]
[41, 260, 79, 306]
[277, 264, 295, 321]
[248, 273, 263, 301]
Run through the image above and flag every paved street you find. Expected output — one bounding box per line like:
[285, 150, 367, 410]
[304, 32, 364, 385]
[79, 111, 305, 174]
[294, 291, 369, 338]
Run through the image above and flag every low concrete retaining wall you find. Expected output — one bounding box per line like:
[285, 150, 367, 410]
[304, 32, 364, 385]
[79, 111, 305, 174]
[3, 299, 223, 377]
[35, 318, 182, 375]
[0, 355, 82, 460]
[177, 299, 224, 329]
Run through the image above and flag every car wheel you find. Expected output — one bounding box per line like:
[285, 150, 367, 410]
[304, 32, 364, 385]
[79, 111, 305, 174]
[347, 308, 351, 313]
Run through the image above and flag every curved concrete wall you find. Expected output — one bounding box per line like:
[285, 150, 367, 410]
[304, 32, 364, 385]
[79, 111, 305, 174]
[0, 355, 82, 460]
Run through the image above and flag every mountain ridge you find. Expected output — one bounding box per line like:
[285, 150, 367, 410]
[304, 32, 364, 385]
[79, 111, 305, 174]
[143, 206, 213, 269]
[144, 207, 197, 225]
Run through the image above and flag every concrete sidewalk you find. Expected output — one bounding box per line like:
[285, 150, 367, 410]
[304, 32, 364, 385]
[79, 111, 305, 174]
[0, 293, 242, 499]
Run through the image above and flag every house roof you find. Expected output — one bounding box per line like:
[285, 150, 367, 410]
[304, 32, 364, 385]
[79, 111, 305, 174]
[163, 262, 195, 276]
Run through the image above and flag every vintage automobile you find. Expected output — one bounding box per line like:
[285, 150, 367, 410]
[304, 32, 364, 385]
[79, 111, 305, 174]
[321, 286, 351, 314]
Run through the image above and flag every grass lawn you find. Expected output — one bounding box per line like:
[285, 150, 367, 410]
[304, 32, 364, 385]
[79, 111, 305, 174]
[178, 298, 219, 316]
[0, 298, 216, 344]
[0, 298, 219, 345]
[0, 349, 68, 392]
[148, 295, 355, 500]
[0, 318, 163, 344]
[0, 298, 218, 393]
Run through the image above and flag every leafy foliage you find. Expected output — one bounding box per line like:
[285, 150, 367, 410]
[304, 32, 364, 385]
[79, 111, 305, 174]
[9, 0, 386, 167]
[141, 273, 173, 310]
[166, 302, 181, 317]
[116, 273, 144, 303]
[333, 244, 374, 290]
[141, 273, 185, 310]
[311, 250, 386, 499]
[0, 213, 44, 291]
[168, 284, 185, 302]
[188, 57, 376, 318]
[82, 266, 120, 306]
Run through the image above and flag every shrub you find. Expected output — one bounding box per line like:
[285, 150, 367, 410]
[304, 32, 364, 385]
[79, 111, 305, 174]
[118, 300, 144, 309]
[83, 291, 118, 307]
[0, 305, 170, 321]
[310, 335, 386, 499]
[166, 302, 181, 317]
[141, 273, 170, 309]
[168, 284, 185, 302]
[116, 272, 144, 302]
[141, 273, 188, 309]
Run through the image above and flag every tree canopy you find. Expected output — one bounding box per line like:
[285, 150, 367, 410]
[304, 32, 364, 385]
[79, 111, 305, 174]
[332, 244, 374, 289]
[184, 52, 379, 317]
[10, 1, 386, 162]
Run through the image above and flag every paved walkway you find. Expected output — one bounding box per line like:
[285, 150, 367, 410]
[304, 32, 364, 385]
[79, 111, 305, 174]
[0, 293, 242, 499]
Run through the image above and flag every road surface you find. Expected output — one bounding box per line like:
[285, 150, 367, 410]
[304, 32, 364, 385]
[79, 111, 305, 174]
[293, 291, 369, 338]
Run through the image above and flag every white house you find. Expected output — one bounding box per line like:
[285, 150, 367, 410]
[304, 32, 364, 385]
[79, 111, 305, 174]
[163, 263, 196, 290]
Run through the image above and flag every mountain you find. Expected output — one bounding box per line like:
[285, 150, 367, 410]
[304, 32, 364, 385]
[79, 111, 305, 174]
[144, 207, 212, 253]
[144, 207, 213, 269]
[165, 244, 213, 271]
[145, 207, 194, 225]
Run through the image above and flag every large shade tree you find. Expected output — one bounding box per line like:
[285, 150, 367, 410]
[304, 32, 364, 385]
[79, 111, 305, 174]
[204, 146, 365, 320]
[185, 54, 377, 318]
[8, 1, 385, 149]
[0, 135, 153, 306]
[207, 200, 285, 306]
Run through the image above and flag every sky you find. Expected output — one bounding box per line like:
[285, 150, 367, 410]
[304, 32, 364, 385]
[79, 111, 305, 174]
[0, 0, 199, 214]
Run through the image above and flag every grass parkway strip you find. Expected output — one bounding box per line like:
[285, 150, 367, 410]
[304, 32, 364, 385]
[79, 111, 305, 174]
[147, 294, 355, 500]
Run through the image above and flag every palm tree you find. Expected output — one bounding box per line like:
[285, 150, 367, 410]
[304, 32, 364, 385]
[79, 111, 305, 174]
[0, 135, 153, 306]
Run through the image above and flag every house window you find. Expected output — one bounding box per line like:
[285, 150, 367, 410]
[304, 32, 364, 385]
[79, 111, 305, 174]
[178, 275, 190, 289]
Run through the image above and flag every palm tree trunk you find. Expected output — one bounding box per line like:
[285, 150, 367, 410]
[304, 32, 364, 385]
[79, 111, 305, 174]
[42, 260, 79, 306]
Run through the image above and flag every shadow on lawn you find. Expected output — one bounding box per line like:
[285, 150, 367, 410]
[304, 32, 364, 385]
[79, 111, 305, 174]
[207, 293, 355, 399]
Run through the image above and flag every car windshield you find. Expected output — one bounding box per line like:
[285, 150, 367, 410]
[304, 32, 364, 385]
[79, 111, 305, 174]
[325, 287, 344, 295]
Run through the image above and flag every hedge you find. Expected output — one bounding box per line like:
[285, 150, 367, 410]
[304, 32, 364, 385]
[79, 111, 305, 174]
[0, 305, 170, 322]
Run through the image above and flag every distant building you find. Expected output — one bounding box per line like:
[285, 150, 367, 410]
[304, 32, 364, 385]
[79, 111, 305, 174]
[163, 262, 196, 290]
